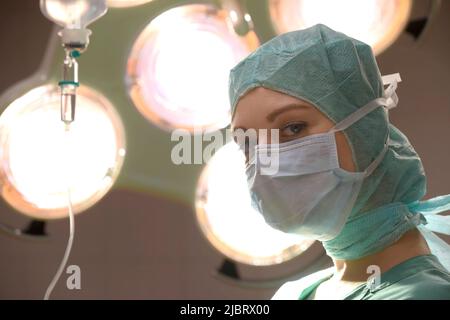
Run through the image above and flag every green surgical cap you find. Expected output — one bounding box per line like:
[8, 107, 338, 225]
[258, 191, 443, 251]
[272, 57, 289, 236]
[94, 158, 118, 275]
[229, 24, 428, 259]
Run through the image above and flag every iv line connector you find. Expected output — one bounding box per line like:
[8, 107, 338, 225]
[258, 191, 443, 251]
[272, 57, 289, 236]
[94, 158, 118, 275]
[59, 51, 79, 124]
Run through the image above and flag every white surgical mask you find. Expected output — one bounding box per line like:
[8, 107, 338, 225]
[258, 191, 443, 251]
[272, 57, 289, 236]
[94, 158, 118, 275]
[245, 74, 400, 241]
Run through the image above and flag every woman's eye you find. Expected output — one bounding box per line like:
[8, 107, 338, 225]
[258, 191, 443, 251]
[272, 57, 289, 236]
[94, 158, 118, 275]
[233, 137, 251, 163]
[234, 138, 249, 153]
[281, 123, 306, 136]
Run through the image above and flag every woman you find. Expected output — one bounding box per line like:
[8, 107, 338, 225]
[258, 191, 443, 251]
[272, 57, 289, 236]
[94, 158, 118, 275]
[228, 24, 450, 299]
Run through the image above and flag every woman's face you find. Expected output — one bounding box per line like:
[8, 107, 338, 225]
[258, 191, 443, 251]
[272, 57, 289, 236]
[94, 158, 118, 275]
[231, 87, 356, 172]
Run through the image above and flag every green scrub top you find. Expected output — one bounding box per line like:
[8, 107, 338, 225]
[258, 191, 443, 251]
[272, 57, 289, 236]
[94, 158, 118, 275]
[273, 254, 450, 300]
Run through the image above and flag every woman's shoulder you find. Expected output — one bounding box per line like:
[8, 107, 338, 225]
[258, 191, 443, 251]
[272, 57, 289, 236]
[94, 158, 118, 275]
[271, 267, 334, 300]
[369, 255, 450, 300]
[379, 267, 450, 300]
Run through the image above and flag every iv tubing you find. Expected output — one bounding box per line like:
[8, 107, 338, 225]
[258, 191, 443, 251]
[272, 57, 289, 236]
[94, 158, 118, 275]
[44, 125, 75, 300]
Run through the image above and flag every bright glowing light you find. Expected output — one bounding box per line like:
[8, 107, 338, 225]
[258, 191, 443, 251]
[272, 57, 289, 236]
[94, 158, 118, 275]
[40, 0, 107, 28]
[0, 85, 126, 219]
[127, 4, 259, 132]
[195, 142, 314, 266]
[269, 0, 412, 55]
[106, 0, 153, 8]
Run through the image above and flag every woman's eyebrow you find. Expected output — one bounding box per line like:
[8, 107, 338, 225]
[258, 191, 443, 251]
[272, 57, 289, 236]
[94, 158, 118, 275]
[266, 103, 310, 122]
